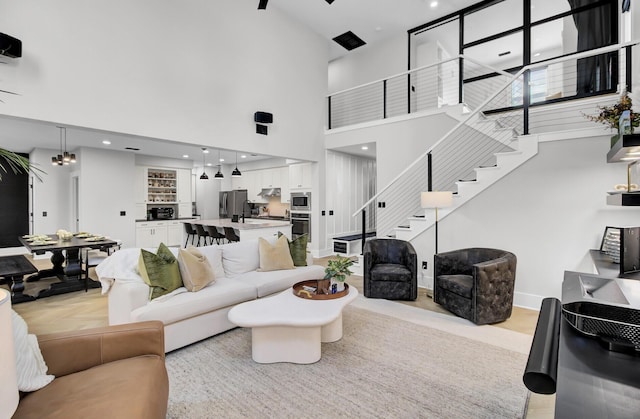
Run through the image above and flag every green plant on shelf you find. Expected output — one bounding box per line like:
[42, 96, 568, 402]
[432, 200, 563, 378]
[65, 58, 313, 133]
[584, 93, 640, 131]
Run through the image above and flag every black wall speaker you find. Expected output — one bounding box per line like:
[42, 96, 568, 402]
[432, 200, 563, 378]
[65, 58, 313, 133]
[254, 111, 273, 124]
[0, 33, 22, 58]
[256, 124, 268, 135]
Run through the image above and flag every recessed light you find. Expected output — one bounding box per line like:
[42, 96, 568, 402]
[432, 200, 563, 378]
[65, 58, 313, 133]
[534, 52, 541, 57]
[203, 149, 209, 153]
[241, 155, 247, 159]
[102, 140, 111, 145]
[207, 163, 213, 166]
[182, 154, 189, 158]
[219, 158, 225, 162]
[430, 1, 438, 8]
[361, 146, 369, 150]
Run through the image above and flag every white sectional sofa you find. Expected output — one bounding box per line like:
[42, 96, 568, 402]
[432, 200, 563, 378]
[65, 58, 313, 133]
[96, 238, 325, 352]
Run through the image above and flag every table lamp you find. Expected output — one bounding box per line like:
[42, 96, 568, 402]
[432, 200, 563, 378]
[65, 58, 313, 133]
[0, 289, 19, 419]
[421, 191, 453, 254]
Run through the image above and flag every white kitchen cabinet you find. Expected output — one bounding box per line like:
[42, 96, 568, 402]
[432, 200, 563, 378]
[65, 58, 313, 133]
[135, 203, 147, 220]
[245, 171, 261, 202]
[136, 221, 168, 248]
[135, 220, 186, 247]
[261, 168, 281, 188]
[178, 202, 192, 218]
[279, 167, 290, 202]
[177, 169, 191, 203]
[231, 174, 248, 191]
[289, 163, 312, 189]
[135, 166, 191, 205]
[167, 221, 184, 247]
[134, 166, 148, 203]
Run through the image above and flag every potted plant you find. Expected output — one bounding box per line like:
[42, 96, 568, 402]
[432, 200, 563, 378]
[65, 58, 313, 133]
[324, 255, 354, 293]
[584, 94, 640, 147]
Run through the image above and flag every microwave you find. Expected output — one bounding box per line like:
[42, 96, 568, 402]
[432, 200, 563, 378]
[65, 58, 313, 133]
[290, 192, 311, 211]
[150, 207, 174, 220]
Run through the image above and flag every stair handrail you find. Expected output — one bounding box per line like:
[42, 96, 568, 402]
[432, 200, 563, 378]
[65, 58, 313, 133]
[327, 54, 511, 98]
[352, 40, 639, 218]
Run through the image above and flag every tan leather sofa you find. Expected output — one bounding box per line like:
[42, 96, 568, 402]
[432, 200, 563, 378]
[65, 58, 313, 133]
[13, 321, 169, 419]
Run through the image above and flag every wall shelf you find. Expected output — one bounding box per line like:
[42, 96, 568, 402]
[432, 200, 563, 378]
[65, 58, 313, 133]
[607, 193, 640, 206]
[606, 134, 640, 163]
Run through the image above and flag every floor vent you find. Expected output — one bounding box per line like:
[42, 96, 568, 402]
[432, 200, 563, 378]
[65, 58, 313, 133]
[333, 31, 366, 51]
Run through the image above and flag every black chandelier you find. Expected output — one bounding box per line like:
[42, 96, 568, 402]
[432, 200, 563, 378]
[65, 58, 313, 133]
[231, 152, 242, 177]
[200, 148, 209, 180]
[51, 126, 76, 166]
[214, 150, 224, 179]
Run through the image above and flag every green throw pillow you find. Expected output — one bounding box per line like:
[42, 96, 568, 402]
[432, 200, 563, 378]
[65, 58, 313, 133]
[278, 232, 308, 267]
[138, 243, 183, 300]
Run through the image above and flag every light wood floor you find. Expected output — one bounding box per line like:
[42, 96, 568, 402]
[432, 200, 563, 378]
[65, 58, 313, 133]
[4, 255, 554, 418]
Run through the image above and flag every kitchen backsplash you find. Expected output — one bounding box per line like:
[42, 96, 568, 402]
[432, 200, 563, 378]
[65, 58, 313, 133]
[265, 201, 290, 217]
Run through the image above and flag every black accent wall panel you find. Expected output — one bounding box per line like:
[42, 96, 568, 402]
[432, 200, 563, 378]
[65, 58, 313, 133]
[0, 153, 29, 247]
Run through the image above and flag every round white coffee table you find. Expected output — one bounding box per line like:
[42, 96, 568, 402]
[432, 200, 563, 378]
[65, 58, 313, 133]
[228, 286, 358, 364]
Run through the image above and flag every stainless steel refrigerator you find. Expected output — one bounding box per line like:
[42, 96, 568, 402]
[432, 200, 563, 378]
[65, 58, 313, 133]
[219, 190, 248, 218]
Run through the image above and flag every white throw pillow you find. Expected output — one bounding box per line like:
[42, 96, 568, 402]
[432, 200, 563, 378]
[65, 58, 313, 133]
[221, 239, 261, 277]
[196, 245, 226, 279]
[11, 310, 54, 392]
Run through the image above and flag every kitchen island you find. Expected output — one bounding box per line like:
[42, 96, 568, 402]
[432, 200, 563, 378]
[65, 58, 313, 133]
[190, 218, 291, 242]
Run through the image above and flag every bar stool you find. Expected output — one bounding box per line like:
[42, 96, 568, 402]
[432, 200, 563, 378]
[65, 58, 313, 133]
[195, 224, 211, 246]
[206, 225, 226, 245]
[183, 222, 197, 247]
[223, 227, 240, 243]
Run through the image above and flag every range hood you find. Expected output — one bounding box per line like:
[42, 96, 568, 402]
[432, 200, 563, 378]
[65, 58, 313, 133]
[257, 187, 281, 197]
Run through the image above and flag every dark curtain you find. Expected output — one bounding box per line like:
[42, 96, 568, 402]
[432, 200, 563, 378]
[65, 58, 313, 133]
[567, 0, 613, 94]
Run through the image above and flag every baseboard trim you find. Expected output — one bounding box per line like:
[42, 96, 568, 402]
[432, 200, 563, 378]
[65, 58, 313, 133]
[513, 291, 545, 311]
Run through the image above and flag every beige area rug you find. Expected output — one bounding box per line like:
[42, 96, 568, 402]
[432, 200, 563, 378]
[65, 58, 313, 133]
[165, 304, 530, 418]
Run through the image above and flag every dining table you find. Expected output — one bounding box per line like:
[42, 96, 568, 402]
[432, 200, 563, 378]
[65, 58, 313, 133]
[18, 234, 118, 300]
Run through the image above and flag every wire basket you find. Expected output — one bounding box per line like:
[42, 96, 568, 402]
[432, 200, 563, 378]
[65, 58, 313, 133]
[562, 301, 640, 352]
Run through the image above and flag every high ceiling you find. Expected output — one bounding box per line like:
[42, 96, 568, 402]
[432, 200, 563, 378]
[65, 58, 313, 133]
[1, 0, 527, 163]
[272, 0, 480, 61]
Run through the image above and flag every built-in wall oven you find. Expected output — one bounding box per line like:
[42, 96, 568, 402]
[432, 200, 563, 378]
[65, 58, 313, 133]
[290, 192, 311, 211]
[291, 212, 310, 242]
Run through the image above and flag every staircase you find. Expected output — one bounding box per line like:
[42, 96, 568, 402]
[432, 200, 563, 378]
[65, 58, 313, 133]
[339, 42, 638, 278]
[393, 110, 538, 241]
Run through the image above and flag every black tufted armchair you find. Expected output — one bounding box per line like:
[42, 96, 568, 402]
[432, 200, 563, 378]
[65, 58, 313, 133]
[364, 238, 417, 301]
[434, 248, 517, 325]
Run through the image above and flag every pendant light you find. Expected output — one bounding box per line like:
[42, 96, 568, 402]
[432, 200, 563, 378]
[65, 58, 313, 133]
[51, 126, 76, 166]
[200, 148, 209, 180]
[232, 152, 242, 177]
[214, 150, 224, 179]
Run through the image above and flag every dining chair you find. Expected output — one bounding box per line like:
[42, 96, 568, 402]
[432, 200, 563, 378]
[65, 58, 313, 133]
[83, 240, 122, 290]
[183, 222, 197, 247]
[223, 227, 240, 243]
[205, 225, 226, 245]
[195, 224, 211, 246]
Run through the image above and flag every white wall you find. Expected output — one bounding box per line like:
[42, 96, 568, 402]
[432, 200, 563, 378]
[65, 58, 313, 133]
[30, 148, 72, 234]
[77, 148, 136, 247]
[0, 0, 328, 162]
[328, 34, 407, 94]
[326, 111, 458, 187]
[411, 133, 640, 309]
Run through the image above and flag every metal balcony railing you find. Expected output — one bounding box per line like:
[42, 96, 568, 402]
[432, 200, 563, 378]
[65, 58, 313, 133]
[346, 41, 639, 244]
